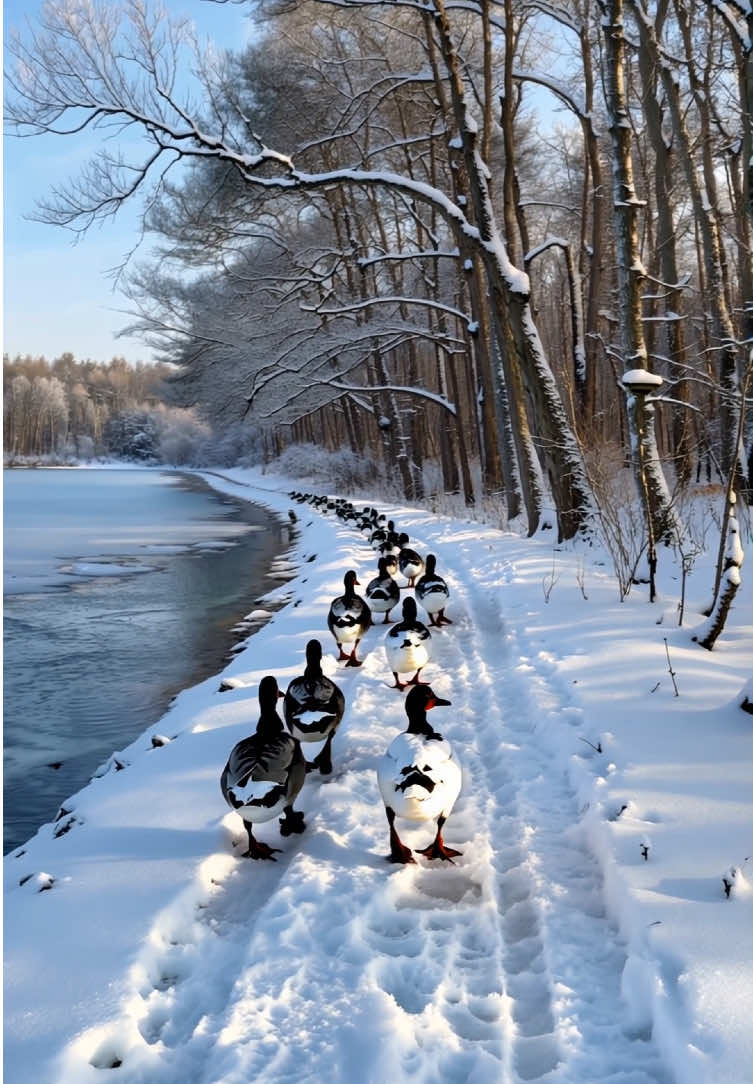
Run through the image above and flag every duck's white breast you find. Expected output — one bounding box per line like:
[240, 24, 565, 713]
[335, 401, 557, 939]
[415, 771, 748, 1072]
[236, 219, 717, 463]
[417, 580, 449, 613]
[385, 627, 431, 671]
[378, 733, 461, 821]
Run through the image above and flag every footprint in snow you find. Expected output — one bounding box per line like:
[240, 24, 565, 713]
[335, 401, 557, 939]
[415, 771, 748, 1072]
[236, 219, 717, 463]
[375, 953, 441, 1015]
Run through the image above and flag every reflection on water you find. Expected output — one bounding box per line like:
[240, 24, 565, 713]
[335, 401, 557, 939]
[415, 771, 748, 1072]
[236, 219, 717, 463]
[3, 469, 288, 853]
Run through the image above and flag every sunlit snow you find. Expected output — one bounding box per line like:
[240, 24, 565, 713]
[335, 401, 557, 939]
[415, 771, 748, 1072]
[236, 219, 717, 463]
[4, 466, 751, 1084]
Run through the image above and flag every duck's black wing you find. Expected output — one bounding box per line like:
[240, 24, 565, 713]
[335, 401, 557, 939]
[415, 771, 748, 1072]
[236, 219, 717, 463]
[221, 732, 305, 809]
[366, 574, 400, 605]
[284, 676, 346, 733]
[416, 574, 448, 601]
[222, 733, 297, 788]
[399, 547, 423, 569]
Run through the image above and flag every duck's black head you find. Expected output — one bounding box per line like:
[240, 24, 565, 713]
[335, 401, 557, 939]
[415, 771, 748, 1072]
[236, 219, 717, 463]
[376, 557, 388, 575]
[257, 675, 284, 728]
[398, 532, 410, 547]
[405, 685, 451, 735]
[402, 596, 418, 622]
[343, 569, 360, 593]
[425, 554, 437, 574]
[304, 638, 324, 675]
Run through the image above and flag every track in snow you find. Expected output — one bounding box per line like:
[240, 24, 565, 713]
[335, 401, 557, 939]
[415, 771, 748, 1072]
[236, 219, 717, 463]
[67, 508, 674, 1084]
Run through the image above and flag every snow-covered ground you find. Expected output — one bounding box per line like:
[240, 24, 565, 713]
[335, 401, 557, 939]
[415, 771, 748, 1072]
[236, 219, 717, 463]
[4, 467, 752, 1084]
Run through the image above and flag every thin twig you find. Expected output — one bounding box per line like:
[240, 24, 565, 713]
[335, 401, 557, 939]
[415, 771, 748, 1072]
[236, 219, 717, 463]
[663, 638, 679, 696]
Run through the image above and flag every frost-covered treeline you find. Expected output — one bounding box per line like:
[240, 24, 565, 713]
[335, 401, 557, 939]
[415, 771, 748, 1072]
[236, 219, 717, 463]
[2, 353, 262, 466]
[5, 0, 752, 538]
[3, 353, 165, 459]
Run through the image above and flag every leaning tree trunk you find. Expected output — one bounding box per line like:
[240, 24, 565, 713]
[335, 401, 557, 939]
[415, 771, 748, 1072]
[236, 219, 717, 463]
[693, 492, 744, 650]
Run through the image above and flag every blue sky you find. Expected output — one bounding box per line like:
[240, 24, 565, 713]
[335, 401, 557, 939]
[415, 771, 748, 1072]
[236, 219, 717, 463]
[3, 0, 255, 364]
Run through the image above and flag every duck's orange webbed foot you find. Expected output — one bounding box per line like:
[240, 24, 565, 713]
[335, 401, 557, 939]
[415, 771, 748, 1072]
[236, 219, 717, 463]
[240, 838, 281, 861]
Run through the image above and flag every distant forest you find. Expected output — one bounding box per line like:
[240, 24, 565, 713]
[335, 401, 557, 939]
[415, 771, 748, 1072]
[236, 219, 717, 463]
[2, 353, 269, 467]
[4, 353, 169, 461]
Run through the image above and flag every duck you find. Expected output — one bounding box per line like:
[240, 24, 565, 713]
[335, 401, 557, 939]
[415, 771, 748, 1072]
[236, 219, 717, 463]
[384, 596, 432, 689]
[415, 554, 453, 626]
[220, 675, 306, 860]
[377, 685, 462, 864]
[370, 523, 389, 548]
[365, 557, 401, 624]
[378, 524, 401, 558]
[397, 534, 425, 588]
[284, 639, 346, 775]
[358, 507, 378, 532]
[382, 552, 399, 579]
[327, 570, 372, 667]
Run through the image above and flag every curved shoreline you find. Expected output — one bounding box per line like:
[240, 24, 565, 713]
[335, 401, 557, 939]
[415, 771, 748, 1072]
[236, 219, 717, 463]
[2, 469, 293, 853]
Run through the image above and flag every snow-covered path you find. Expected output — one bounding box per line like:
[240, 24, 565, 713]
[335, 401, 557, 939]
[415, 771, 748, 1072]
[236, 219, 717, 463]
[7, 473, 752, 1084]
[51, 498, 670, 1083]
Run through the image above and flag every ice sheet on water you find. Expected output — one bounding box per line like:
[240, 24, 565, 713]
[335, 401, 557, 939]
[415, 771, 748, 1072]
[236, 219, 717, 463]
[64, 561, 157, 577]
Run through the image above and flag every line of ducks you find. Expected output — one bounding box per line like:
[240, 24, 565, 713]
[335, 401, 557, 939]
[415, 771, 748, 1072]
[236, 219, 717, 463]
[221, 495, 461, 866]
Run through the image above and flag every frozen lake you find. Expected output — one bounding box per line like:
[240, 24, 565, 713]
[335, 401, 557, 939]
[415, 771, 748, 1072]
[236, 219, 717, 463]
[3, 468, 287, 852]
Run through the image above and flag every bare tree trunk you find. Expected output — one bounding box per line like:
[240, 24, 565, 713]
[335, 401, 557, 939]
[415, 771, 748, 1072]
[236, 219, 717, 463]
[501, 0, 520, 267]
[694, 493, 744, 650]
[432, 0, 594, 539]
[660, 0, 747, 489]
[631, 0, 692, 487]
[601, 0, 677, 543]
[467, 262, 507, 498]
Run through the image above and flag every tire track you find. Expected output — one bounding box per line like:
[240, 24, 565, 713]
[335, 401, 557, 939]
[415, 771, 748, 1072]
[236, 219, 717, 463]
[419, 522, 674, 1084]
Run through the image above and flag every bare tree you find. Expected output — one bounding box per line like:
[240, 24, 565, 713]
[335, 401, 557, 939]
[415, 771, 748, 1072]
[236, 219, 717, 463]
[7, 0, 599, 537]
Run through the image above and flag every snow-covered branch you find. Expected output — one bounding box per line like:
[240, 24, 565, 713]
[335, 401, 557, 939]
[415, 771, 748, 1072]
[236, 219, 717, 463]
[301, 294, 476, 332]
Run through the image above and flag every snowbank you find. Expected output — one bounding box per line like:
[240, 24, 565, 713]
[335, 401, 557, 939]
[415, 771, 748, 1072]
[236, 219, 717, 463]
[4, 467, 751, 1084]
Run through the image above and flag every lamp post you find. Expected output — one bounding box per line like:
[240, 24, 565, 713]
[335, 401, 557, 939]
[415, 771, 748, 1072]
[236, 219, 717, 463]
[620, 369, 664, 602]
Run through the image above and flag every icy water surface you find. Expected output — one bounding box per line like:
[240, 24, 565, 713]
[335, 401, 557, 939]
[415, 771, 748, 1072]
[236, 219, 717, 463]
[3, 468, 288, 853]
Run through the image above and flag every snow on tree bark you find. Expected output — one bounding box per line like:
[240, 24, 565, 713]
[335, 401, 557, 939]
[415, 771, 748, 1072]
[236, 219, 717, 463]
[600, 0, 678, 545]
[694, 493, 744, 651]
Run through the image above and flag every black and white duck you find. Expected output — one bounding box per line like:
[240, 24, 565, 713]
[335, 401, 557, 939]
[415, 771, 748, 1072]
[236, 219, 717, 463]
[358, 508, 379, 532]
[327, 570, 372, 667]
[384, 596, 432, 689]
[397, 533, 425, 588]
[365, 557, 401, 624]
[370, 518, 393, 549]
[415, 554, 453, 626]
[378, 523, 402, 558]
[377, 685, 462, 864]
[220, 676, 306, 860]
[284, 639, 346, 775]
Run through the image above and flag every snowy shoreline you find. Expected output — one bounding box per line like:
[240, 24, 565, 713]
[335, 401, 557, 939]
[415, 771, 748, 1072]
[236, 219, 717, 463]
[4, 467, 752, 1084]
